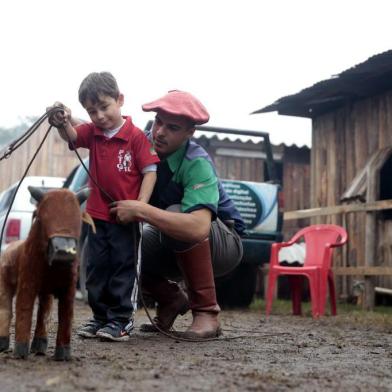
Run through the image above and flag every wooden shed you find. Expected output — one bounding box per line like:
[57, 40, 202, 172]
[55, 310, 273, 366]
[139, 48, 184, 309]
[254, 50, 392, 305]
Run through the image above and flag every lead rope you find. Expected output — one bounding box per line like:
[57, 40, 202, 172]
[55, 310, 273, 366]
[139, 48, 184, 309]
[61, 115, 249, 341]
[0, 107, 65, 250]
[1, 110, 288, 343]
[60, 113, 290, 342]
[0, 109, 59, 162]
[67, 146, 230, 342]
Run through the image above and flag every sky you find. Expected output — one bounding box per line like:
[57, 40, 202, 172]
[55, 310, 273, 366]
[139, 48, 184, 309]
[1, 0, 392, 147]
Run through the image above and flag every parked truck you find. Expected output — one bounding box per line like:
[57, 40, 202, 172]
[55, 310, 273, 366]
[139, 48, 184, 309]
[64, 125, 283, 307]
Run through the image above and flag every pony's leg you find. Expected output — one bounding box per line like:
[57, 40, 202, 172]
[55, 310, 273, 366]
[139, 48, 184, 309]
[31, 294, 53, 355]
[54, 284, 76, 361]
[14, 285, 36, 359]
[0, 276, 14, 352]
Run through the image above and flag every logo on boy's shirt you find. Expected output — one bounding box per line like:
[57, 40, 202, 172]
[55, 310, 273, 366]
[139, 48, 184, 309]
[117, 149, 132, 172]
[149, 147, 157, 156]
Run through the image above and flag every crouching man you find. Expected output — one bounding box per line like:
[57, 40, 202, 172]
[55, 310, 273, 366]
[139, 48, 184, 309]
[110, 90, 245, 339]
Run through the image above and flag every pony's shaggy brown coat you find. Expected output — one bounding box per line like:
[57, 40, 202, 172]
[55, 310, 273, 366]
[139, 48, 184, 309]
[0, 188, 88, 360]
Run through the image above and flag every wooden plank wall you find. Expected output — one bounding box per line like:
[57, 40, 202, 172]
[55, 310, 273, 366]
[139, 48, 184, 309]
[214, 155, 265, 181]
[312, 91, 392, 294]
[0, 120, 88, 192]
[196, 137, 266, 182]
[282, 146, 311, 239]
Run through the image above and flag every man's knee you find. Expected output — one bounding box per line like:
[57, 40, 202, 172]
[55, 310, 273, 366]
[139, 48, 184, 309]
[141, 224, 178, 276]
[210, 219, 243, 278]
[156, 204, 199, 252]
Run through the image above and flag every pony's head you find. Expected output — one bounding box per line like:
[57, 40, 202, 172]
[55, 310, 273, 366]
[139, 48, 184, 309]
[28, 187, 89, 265]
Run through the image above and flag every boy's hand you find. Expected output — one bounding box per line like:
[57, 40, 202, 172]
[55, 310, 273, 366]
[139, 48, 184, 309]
[46, 102, 72, 128]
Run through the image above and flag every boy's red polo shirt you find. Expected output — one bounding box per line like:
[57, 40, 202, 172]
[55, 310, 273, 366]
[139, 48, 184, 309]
[73, 116, 159, 222]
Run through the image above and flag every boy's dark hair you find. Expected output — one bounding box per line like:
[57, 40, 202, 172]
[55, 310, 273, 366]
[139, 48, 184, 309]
[78, 72, 120, 106]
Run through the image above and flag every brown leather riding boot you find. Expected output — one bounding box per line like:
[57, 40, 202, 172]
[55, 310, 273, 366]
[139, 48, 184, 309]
[175, 238, 222, 339]
[140, 274, 189, 332]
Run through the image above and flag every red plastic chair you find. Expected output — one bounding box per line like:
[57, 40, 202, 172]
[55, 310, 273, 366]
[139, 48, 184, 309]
[265, 224, 348, 318]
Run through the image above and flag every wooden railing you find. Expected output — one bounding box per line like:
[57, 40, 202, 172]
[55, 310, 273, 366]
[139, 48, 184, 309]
[283, 199, 392, 309]
[284, 199, 392, 220]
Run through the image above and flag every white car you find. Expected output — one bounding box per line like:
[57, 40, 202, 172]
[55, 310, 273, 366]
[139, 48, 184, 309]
[0, 176, 65, 251]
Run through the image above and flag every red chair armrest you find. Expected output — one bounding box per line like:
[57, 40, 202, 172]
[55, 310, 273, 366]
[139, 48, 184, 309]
[276, 241, 296, 248]
[330, 230, 348, 248]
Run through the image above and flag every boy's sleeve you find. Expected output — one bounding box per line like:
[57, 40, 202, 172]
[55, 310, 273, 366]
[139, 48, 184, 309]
[181, 158, 219, 217]
[133, 130, 160, 170]
[70, 123, 94, 149]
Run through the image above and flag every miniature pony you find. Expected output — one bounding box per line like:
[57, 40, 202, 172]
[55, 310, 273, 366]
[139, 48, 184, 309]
[0, 186, 90, 360]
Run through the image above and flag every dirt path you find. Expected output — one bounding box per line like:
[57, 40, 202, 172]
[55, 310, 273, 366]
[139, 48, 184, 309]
[1, 301, 392, 391]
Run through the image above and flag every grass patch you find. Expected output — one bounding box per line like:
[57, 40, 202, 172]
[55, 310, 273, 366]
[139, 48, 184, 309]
[250, 297, 392, 331]
[251, 297, 392, 315]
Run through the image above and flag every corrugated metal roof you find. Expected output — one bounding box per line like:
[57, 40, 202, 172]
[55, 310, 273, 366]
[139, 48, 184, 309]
[252, 50, 392, 118]
[194, 131, 260, 144]
[193, 132, 309, 149]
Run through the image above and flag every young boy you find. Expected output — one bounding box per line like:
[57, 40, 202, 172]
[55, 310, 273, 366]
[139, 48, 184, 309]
[49, 72, 159, 341]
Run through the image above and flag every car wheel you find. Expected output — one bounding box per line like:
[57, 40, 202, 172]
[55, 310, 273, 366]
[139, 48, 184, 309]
[216, 263, 257, 308]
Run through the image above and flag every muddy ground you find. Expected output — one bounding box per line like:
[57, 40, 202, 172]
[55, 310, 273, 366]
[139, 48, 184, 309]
[1, 301, 392, 392]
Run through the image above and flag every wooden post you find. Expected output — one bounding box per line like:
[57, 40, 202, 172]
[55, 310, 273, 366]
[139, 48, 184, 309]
[364, 165, 377, 310]
[341, 212, 348, 299]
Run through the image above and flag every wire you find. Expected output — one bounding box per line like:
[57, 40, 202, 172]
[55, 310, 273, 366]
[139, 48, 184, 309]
[0, 108, 64, 250]
[0, 111, 285, 343]
[67, 140, 115, 203]
[0, 107, 62, 162]
[64, 124, 235, 341]
[0, 129, 52, 248]
[66, 123, 286, 342]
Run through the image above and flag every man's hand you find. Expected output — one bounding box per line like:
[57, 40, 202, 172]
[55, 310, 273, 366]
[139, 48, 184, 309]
[110, 200, 144, 223]
[46, 102, 72, 128]
[110, 200, 212, 243]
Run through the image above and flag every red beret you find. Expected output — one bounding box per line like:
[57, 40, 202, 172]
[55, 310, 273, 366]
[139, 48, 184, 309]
[142, 90, 210, 125]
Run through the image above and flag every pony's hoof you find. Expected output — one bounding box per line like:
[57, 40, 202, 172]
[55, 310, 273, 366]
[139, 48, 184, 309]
[14, 342, 29, 359]
[54, 346, 71, 361]
[30, 337, 48, 355]
[0, 336, 10, 352]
